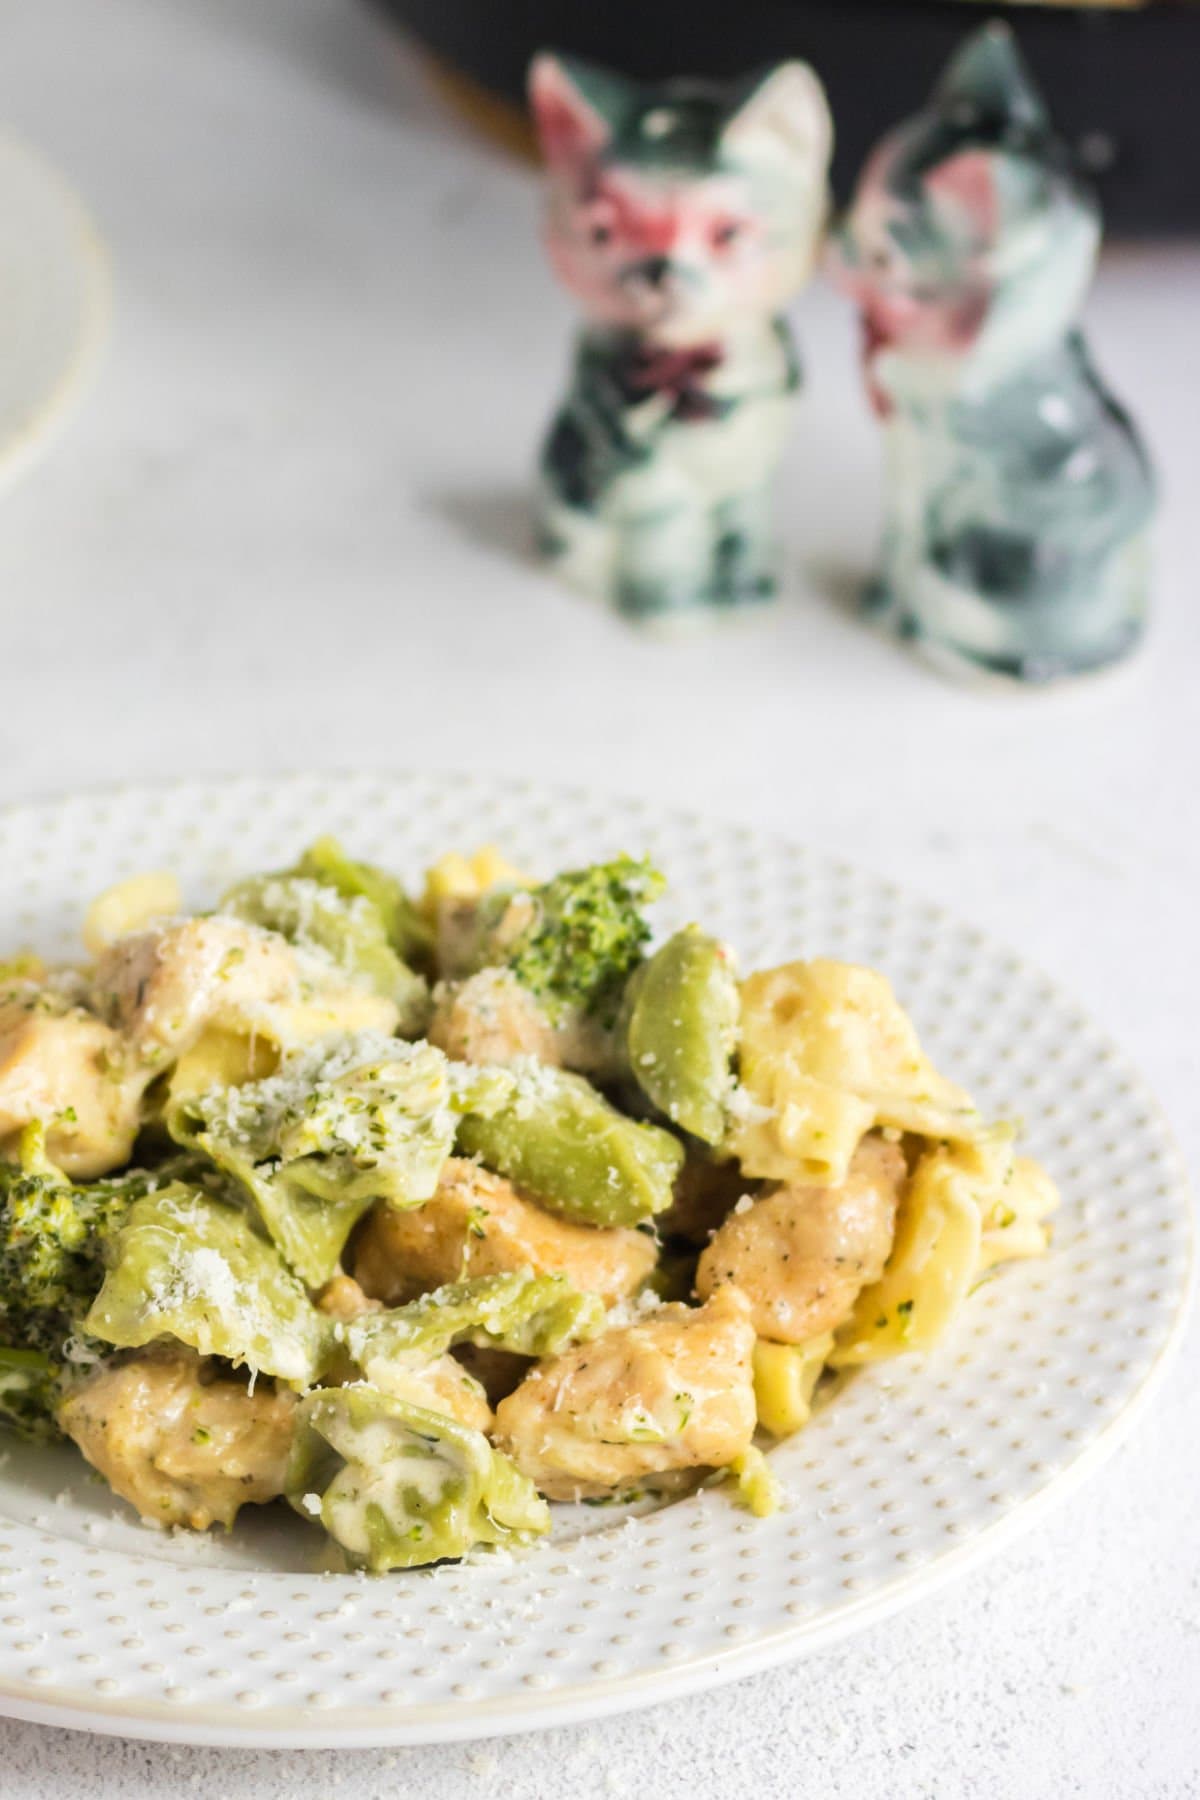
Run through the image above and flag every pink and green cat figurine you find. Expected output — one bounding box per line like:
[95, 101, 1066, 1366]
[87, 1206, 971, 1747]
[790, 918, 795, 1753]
[832, 24, 1155, 683]
[529, 53, 832, 624]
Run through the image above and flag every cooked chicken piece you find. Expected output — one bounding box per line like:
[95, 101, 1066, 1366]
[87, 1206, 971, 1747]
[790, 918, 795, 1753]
[429, 968, 563, 1067]
[364, 1352, 494, 1433]
[427, 964, 611, 1072]
[91, 917, 291, 1061]
[353, 1158, 657, 1307]
[493, 1286, 756, 1500]
[91, 916, 397, 1068]
[696, 1135, 904, 1342]
[315, 1274, 382, 1322]
[58, 1350, 296, 1531]
[0, 979, 143, 1177]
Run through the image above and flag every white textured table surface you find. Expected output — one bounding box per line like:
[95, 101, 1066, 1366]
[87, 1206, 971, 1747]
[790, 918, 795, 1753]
[0, 2, 1197, 1794]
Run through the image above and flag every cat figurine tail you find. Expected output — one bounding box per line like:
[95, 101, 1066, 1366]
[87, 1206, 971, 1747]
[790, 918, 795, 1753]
[832, 23, 1155, 684]
[528, 52, 832, 625]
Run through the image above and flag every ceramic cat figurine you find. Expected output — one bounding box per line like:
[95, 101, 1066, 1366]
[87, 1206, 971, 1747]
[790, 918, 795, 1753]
[529, 53, 832, 623]
[832, 24, 1155, 682]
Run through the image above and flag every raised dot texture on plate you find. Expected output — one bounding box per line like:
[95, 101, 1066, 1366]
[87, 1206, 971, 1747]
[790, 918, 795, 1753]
[0, 771, 1190, 1748]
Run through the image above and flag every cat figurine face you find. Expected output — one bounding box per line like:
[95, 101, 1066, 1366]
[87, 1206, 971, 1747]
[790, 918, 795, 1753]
[530, 55, 831, 348]
[831, 25, 1154, 682]
[833, 25, 1099, 407]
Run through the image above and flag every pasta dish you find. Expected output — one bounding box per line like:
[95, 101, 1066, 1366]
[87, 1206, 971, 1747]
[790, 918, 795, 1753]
[0, 841, 1057, 1569]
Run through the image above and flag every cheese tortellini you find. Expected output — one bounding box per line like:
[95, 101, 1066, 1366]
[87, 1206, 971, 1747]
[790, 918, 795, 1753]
[722, 960, 1055, 1429]
[831, 1130, 1057, 1365]
[728, 959, 981, 1186]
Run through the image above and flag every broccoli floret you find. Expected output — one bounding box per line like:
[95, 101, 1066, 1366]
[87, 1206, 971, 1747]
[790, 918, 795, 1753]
[486, 856, 665, 1026]
[0, 1128, 149, 1436]
[0, 1347, 61, 1441]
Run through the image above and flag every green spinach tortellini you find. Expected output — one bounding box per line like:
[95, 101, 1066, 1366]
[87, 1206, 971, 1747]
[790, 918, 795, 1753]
[169, 1035, 513, 1286]
[619, 924, 739, 1145]
[292, 836, 434, 971]
[85, 1184, 326, 1384]
[220, 863, 428, 1034]
[455, 1062, 683, 1228]
[345, 1271, 605, 1385]
[286, 1385, 549, 1571]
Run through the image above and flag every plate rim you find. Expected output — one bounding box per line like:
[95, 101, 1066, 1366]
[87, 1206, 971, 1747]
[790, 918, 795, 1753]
[0, 1304, 1191, 1749]
[0, 768, 1192, 1747]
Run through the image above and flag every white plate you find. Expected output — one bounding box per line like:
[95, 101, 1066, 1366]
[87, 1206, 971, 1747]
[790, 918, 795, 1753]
[0, 772, 1191, 1747]
[0, 132, 108, 492]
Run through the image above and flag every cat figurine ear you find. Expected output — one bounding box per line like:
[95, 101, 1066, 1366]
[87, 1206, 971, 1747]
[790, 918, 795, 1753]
[528, 54, 614, 167]
[933, 22, 1050, 136]
[831, 23, 1155, 684]
[529, 52, 832, 625]
[721, 62, 833, 180]
[722, 64, 832, 285]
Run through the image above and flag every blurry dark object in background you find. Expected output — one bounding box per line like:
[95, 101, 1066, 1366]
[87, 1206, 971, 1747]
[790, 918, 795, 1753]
[371, 0, 1199, 235]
